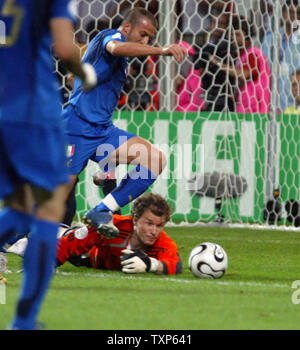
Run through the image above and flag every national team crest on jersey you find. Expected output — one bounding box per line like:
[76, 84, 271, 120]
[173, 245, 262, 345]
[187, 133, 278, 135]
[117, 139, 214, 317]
[66, 144, 75, 167]
[67, 144, 75, 158]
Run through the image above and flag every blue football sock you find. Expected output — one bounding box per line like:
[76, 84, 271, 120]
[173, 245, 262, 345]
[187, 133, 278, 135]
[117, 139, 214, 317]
[0, 208, 31, 252]
[95, 202, 111, 212]
[96, 165, 157, 212]
[12, 218, 59, 330]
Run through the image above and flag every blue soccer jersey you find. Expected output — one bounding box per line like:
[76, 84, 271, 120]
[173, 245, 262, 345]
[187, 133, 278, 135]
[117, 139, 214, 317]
[0, 0, 75, 125]
[0, 0, 76, 196]
[68, 29, 128, 127]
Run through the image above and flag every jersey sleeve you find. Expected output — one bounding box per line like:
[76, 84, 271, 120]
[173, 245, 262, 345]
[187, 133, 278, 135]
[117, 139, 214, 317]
[146, 232, 182, 275]
[80, 29, 126, 85]
[51, 0, 77, 22]
[102, 31, 126, 48]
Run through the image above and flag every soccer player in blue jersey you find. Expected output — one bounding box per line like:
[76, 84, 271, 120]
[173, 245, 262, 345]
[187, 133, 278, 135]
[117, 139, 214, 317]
[63, 7, 187, 237]
[0, 0, 97, 330]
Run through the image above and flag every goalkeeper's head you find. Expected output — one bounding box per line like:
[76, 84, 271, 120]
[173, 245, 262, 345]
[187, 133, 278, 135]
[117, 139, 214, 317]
[131, 193, 172, 223]
[131, 193, 172, 246]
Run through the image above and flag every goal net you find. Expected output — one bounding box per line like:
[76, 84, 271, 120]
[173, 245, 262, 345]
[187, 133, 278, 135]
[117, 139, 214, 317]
[59, 0, 300, 229]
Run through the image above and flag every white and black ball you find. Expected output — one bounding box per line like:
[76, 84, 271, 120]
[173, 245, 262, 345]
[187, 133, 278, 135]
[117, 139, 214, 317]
[188, 242, 228, 279]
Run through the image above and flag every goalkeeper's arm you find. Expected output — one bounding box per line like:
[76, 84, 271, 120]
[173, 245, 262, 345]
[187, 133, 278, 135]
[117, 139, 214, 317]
[120, 249, 164, 274]
[50, 18, 97, 91]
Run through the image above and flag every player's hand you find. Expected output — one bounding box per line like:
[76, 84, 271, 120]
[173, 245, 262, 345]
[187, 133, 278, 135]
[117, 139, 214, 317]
[81, 63, 97, 91]
[161, 44, 188, 63]
[66, 73, 74, 90]
[209, 55, 221, 68]
[120, 249, 159, 273]
[121, 249, 150, 273]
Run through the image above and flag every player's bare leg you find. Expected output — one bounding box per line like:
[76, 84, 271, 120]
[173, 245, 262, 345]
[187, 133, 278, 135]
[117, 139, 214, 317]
[4, 183, 68, 222]
[84, 136, 166, 237]
[33, 185, 68, 223]
[64, 174, 79, 202]
[107, 136, 166, 176]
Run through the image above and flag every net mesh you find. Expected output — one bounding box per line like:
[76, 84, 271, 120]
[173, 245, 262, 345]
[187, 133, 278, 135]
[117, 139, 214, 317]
[56, 0, 300, 229]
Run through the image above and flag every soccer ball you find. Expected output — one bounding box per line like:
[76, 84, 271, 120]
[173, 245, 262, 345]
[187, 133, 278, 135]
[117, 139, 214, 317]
[188, 242, 228, 279]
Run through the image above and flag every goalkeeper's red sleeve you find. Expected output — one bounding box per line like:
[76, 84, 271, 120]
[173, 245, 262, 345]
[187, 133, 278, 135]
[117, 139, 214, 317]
[57, 225, 103, 265]
[145, 231, 182, 275]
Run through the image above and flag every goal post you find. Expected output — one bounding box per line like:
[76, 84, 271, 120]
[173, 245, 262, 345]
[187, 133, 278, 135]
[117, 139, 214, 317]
[63, 0, 300, 229]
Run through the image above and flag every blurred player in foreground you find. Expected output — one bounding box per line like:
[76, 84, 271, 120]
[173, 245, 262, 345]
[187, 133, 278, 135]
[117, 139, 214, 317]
[0, 0, 97, 329]
[62, 7, 187, 238]
[9, 194, 182, 275]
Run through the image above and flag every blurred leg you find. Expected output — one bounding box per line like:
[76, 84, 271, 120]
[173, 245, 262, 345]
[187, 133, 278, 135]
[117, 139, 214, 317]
[12, 185, 67, 329]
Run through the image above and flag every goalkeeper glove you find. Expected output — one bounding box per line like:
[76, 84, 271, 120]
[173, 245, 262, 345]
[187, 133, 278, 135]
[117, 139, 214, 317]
[120, 249, 159, 274]
[81, 63, 97, 91]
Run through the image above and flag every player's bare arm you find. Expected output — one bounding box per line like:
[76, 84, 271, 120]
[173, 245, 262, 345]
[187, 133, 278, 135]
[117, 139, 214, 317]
[210, 54, 252, 83]
[106, 40, 188, 63]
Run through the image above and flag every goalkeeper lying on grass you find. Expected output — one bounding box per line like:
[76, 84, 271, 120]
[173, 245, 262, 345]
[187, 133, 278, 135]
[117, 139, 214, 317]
[8, 193, 182, 275]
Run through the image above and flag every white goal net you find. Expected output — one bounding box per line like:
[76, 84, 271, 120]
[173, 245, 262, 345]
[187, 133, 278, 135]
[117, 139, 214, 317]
[57, 0, 300, 229]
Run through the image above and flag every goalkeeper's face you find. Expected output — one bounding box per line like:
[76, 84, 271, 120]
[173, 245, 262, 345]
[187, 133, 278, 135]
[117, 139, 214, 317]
[134, 209, 166, 246]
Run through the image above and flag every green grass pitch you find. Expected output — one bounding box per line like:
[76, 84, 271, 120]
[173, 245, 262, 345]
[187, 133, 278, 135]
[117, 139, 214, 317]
[1, 226, 300, 330]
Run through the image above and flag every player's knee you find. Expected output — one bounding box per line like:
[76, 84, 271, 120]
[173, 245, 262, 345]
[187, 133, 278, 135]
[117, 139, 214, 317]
[150, 147, 166, 175]
[33, 185, 67, 222]
[3, 185, 34, 214]
[159, 150, 167, 172]
[36, 199, 66, 222]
